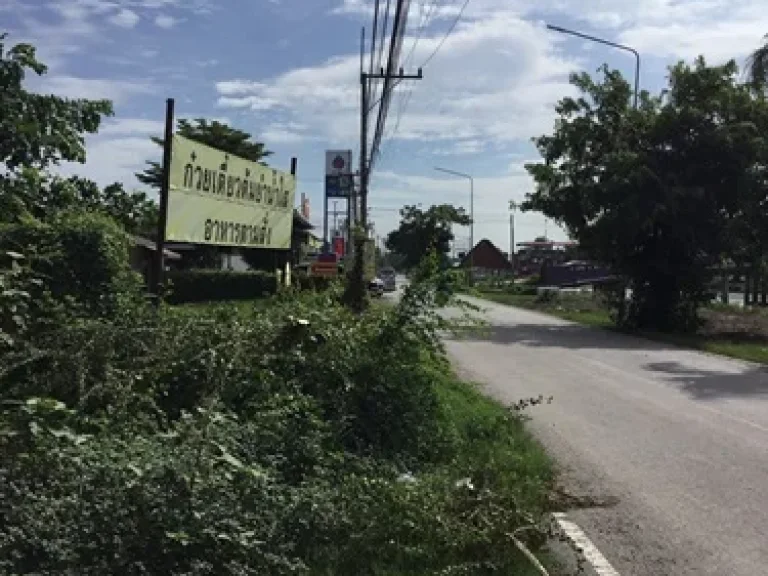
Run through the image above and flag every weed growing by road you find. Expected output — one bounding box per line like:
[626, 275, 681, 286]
[1, 260, 555, 575]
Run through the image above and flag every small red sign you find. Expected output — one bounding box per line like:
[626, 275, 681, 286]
[333, 236, 345, 257]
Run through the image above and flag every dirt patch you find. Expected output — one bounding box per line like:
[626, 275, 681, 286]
[547, 484, 620, 512]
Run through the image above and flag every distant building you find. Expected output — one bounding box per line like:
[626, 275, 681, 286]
[460, 239, 514, 277]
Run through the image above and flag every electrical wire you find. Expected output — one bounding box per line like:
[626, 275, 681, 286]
[369, 0, 392, 126]
[420, 0, 470, 68]
[369, 0, 411, 171]
[377, 0, 458, 168]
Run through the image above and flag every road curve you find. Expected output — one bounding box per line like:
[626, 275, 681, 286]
[445, 295, 768, 576]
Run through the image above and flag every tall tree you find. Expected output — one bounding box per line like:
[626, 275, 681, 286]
[524, 59, 768, 331]
[136, 119, 272, 188]
[4, 172, 157, 235]
[0, 34, 113, 222]
[385, 204, 472, 270]
[747, 34, 768, 89]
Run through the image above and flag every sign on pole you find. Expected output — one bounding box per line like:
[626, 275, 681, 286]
[166, 135, 296, 249]
[325, 150, 353, 198]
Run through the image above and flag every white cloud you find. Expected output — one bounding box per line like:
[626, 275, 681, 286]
[335, 0, 768, 62]
[216, 13, 576, 149]
[109, 8, 140, 28]
[261, 122, 317, 144]
[216, 80, 268, 96]
[57, 134, 159, 191]
[35, 75, 155, 104]
[49, 117, 163, 195]
[154, 13, 179, 28]
[97, 118, 166, 136]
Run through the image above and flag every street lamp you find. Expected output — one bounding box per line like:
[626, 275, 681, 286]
[509, 200, 518, 272]
[546, 23, 640, 109]
[435, 166, 474, 281]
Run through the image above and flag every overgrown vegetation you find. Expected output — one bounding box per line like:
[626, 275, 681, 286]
[1, 257, 556, 574]
[166, 269, 278, 304]
[0, 35, 558, 575]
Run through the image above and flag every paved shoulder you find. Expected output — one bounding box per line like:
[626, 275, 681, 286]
[446, 297, 768, 576]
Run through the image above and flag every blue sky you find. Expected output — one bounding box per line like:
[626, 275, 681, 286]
[4, 0, 767, 252]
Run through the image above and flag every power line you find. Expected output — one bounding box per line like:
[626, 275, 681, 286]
[376, 0, 440, 165]
[420, 0, 470, 68]
[402, 0, 441, 66]
[369, 0, 412, 171]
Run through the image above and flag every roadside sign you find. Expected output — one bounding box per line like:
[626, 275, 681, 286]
[310, 261, 338, 278]
[333, 236, 345, 258]
[325, 150, 353, 198]
[325, 150, 352, 176]
[317, 252, 338, 263]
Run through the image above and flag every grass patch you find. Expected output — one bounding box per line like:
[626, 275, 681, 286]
[437, 374, 553, 509]
[436, 374, 566, 575]
[473, 288, 768, 364]
[473, 290, 613, 329]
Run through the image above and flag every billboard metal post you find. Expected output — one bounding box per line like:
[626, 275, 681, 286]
[152, 97, 174, 304]
[289, 157, 297, 281]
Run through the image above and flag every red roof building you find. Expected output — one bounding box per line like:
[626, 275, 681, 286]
[459, 239, 514, 275]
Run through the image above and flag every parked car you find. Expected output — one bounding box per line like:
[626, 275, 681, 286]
[368, 277, 385, 298]
[379, 267, 397, 291]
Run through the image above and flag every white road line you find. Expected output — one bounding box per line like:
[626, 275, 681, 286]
[553, 512, 621, 576]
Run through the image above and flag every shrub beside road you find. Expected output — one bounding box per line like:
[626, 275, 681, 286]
[1, 262, 563, 574]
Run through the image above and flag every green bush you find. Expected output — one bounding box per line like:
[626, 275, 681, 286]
[166, 269, 278, 304]
[0, 266, 553, 575]
[293, 273, 335, 292]
[0, 211, 143, 318]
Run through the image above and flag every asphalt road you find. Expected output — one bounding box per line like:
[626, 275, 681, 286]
[444, 295, 768, 576]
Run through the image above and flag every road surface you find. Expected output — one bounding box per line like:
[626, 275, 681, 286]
[445, 295, 768, 576]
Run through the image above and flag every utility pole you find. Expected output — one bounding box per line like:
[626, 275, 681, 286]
[348, 18, 422, 308]
[509, 200, 517, 271]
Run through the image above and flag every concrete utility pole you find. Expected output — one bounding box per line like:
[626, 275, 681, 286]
[351, 19, 421, 304]
[509, 200, 518, 270]
[435, 166, 474, 283]
[546, 23, 641, 109]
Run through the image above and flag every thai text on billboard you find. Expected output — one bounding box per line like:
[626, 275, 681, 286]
[166, 135, 296, 248]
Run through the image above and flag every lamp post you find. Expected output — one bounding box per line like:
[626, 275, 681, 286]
[509, 200, 517, 274]
[546, 23, 640, 109]
[435, 166, 474, 282]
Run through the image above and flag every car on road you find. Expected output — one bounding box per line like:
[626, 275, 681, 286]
[368, 277, 385, 298]
[379, 267, 397, 291]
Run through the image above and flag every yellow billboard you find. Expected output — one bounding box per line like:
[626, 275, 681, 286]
[166, 135, 296, 249]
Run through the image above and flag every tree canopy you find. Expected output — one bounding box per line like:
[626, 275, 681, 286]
[0, 34, 154, 236]
[524, 58, 768, 331]
[0, 34, 113, 174]
[747, 34, 768, 89]
[385, 204, 472, 270]
[135, 119, 272, 189]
